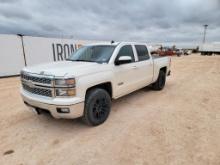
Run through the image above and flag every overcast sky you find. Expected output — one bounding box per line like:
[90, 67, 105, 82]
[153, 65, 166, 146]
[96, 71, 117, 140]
[0, 0, 219, 45]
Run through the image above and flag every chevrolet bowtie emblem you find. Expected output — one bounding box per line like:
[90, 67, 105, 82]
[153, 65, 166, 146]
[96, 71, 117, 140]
[27, 80, 35, 88]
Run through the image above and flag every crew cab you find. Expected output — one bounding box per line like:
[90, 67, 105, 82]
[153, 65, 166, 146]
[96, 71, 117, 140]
[20, 42, 171, 126]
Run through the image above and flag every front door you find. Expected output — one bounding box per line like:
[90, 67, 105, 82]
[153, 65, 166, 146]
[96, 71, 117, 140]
[113, 45, 138, 98]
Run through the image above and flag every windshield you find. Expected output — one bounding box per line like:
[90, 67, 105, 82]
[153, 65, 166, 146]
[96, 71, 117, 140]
[67, 45, 116, 63]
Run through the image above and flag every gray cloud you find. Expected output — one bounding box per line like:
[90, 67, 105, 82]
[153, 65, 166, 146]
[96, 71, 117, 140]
[0, 8, 32, 20]
[0, 0, 219, 45]
[0, 0, 18, 4]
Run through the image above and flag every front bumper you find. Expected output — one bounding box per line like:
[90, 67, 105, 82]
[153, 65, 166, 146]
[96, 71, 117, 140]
[22, 93, 84, 119]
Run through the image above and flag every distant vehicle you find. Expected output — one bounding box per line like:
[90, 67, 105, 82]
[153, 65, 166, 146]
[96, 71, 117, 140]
[175, 49, 183, 57]
[199, 43, 220, 55]
[183, 49, 192, 55]
[20, 42, 171, 126]
[159, 47, 175, 56]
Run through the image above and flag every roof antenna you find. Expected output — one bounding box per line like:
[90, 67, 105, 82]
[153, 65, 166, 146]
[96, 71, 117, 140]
[111, 40, 114, 44]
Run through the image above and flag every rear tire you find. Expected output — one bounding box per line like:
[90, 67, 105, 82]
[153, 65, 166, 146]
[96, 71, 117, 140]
[152, 70, 166, 90]
[82, 88, 111, 126]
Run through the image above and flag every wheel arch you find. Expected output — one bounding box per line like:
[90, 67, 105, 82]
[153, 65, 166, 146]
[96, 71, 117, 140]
[160, 66, 167, 74]
[85, 82, 113, 99]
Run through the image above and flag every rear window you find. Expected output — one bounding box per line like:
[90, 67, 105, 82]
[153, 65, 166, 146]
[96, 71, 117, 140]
[135, 45, 150, 61]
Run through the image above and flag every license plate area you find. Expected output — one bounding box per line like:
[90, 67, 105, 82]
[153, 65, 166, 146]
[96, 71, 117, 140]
[24, 101, 39, 114]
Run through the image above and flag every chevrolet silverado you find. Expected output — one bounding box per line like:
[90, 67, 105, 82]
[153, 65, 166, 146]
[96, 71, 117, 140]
[20, 42, 171, 126]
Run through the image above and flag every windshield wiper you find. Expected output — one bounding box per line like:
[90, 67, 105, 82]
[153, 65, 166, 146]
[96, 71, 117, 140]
[73, 59, 94, 62]
[66, 59, 99, 63]
[66, 59, 105, 64]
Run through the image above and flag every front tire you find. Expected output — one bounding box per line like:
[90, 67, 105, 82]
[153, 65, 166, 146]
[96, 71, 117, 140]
[152, 70, 166, 90]
[82, 88, 111, 126]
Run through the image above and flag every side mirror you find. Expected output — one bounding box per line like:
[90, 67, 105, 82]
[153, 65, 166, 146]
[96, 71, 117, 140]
[115, 56, 132, 65]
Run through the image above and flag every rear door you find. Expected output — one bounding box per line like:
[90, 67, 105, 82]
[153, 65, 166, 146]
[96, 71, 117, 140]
[133, 45, 154, 87]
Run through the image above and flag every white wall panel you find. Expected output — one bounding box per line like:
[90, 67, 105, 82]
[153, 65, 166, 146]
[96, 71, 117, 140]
[0, 34, 108, 77]
[0, 34, 25, 77]
[23, 36, 80, 66]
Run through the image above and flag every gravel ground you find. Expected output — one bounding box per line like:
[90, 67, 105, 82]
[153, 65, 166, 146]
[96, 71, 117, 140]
[0, 54, 220, 165]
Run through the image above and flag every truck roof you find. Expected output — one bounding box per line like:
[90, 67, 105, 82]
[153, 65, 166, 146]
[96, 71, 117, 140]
[85, 42, 148, 46]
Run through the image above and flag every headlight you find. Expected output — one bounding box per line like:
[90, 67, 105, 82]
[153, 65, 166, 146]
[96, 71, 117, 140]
[55, 78, 75, 87]
[56, 88, 76, 97]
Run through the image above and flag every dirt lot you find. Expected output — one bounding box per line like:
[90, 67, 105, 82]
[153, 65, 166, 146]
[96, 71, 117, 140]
[0, 54, 220, 165]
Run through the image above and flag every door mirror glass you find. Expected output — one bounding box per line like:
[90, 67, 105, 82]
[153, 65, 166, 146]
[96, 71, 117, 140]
[115, 56, 132, 65]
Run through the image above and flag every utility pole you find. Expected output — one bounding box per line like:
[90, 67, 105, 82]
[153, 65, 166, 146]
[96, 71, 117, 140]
[17, 34, 27, 66]
[203, 24, 208, 43]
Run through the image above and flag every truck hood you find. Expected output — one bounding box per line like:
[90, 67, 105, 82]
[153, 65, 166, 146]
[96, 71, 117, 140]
[23, 61, 109, 77]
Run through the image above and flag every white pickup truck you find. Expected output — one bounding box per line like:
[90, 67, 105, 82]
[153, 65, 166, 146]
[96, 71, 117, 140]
[20, 42, 171, 126]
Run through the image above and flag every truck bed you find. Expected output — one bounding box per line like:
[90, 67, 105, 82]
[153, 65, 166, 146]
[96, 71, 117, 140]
[151, 54, 171, 79]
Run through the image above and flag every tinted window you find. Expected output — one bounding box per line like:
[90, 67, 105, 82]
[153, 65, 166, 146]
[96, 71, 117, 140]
[116, 45, 135, 63]
[135, 45, 150, 61]
[68, 45, 116, 63]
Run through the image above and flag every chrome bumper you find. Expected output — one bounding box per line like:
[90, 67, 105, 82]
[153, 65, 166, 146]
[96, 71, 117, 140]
[22, 94, 84, 119]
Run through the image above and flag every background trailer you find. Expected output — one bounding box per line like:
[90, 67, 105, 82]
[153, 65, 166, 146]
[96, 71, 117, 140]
[199, 42, 220, 55]
[0, 34, 98, 77]
[0, 34, 25, 77]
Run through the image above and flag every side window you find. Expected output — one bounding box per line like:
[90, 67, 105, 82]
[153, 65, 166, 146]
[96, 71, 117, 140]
[135, 45, 150, 61]
[116, 45, 135, 63]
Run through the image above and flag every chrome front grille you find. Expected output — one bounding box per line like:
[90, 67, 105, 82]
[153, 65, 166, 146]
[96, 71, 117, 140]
[22, 83, 52, 97]
[21, 72, 54, 97]
[21, 72, 52, 84]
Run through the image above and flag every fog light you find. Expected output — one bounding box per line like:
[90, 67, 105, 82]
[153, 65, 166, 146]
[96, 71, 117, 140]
[57, 108, 70, 113]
